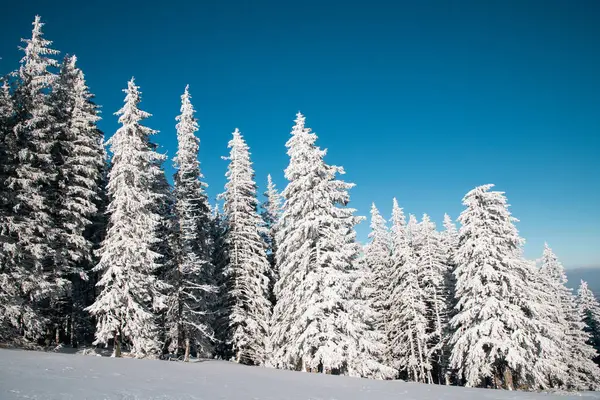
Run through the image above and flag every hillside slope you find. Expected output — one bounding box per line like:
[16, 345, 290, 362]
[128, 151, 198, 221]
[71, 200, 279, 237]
[0, 349, 597, 400]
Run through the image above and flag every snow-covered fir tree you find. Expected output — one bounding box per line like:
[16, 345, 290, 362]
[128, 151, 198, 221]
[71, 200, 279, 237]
[1, 15, 61, 340]
[450, 184, 557, 390]
[260, 174, 281, 298]
[362, 203, 392, 359]
[0, 79, 14, 181]
[349, 202, 396, 379]
[385, 198, 406, 375]
[346, 254, 396, 379]
[440, 213, 458, 270]
[219, 128, 271, 365]
[209, 203, 230, 358]
[165, 85, 215, 361]
[540, 244, 599, 389]
[416, 214, 452, 384]
[49, 55, 104, 346]
[86, 78, 168, 358]
[0, 77, 18, 340]
[440, 213, 459, 326]
[389, 213, 431, 383]
[270, 112, 364, 374]
[578, 280, 600, 365]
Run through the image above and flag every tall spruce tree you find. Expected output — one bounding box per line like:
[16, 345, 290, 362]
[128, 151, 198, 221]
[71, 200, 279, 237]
[346, 254, 396, 379]
[0, 79, 14, 187]
[210, 203, 230, 358]
[363, 203, 391, 333]
[385, 198, 407, 376]
[2, 15, 61, 340]
[166, 85, 215, 361]
[389, 213, 431, 383]
[0, 77, 18, 340]
[440, 213, 459, 332]
[270, 112, 363, 374]
[450, 184, 553, 390]
[416, 214, 452, 384]
[578, 280, 600, 366]
[260, 174, 281, 303]
[352, 202, 396, 378]
[440, 213, 458, 271]
[49, 55, 104, 346]
[86, 78, 168, 358]
[540, 244, 599, 390]
[220, 128, 271, 365]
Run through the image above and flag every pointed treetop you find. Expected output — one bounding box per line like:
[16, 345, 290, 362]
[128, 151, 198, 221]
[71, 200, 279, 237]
[110, 78, 157, 141]
[27, 15, 49, 46]
[443, 213, 453, 224]
[181, 85, 192, 100]
[33, 15, 43, 32]
[176, 84, 196, 124]
[1, 79, 10, 96]
[265, 174, 280, 206]
[541, 243, 567, 285]
[580, 280, 590, 293]
[371, 202, 378, 213]
[442, 213, 458, 236]
[19, 15, 59, 76]
[391, 198, 406, 226]
[289, 112, 310, 139]
[369, 202, 385, 228]
[408, 214, 418, 226]
[294, 111, 305, 128]
[116, 77, 147, 117]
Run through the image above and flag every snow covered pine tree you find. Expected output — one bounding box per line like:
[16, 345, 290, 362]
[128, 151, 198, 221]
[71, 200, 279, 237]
[578, 280, 600, 366]
[86, 79, 169, 358]
[270, 113, 374, 376]
[2, 16, 62, 341]
[389, 214, 431, 383]
[450, 184, 565, 390]
[260, 174, 281, 304]
[540, 244, 599, 390]
[49, 55, 104, 347]
[416, 214, 452, 384]
[166, 85, 216, 361]
[363, 203, 392, 351]
[219, 128, 271, 365]
[351, 203, 396, 379]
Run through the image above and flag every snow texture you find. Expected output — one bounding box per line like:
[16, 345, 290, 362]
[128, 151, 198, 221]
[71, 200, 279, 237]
[0, 349, 597, 400]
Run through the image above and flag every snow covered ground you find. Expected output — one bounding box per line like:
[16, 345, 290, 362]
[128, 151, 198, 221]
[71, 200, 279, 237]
[0, 349, 598, 400]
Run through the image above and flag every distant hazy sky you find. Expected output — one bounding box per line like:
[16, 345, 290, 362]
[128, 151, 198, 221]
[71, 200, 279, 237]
[1, 0, 599, 268]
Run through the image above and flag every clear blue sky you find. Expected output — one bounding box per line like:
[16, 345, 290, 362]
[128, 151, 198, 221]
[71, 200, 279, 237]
[1, 0, 599, 268]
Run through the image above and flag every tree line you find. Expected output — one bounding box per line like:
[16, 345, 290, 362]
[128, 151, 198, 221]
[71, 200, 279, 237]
[1, 16, 600, 392]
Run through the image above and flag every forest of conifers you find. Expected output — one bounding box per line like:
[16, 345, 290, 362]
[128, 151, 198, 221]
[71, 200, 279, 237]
[1, 16, 600, 393]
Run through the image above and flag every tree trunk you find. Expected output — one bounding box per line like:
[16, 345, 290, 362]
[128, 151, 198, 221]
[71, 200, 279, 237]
[444, 372, 451, 386]
[70, 314, 76, 348]
[55, 326, 60, 346]
[114, 332, 122, 358]
[184, 338, 190, 362]
[503, 368, 514, 391]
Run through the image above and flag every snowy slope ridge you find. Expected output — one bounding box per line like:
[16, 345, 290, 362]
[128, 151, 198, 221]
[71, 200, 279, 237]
[0, 349, 597, 400]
